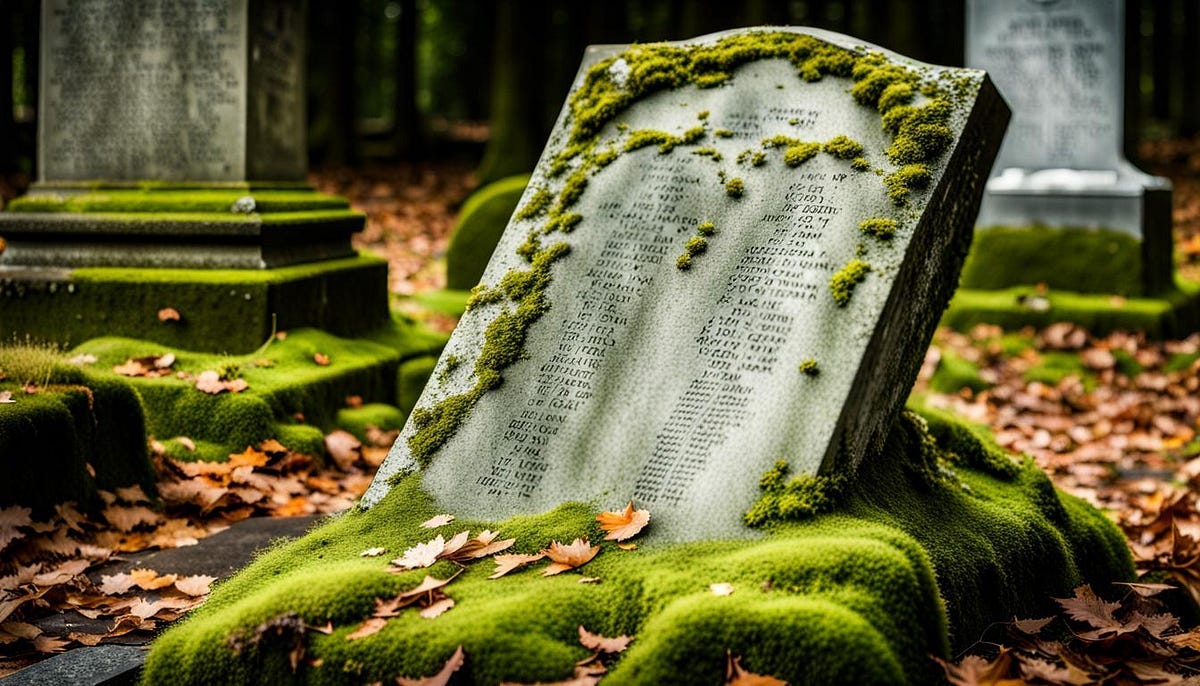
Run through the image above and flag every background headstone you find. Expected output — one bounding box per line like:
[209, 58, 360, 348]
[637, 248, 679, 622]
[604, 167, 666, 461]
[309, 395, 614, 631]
[364, 28, 1009, 541]
[39, 0, 304, 182]
[965, 0, 1173, 296]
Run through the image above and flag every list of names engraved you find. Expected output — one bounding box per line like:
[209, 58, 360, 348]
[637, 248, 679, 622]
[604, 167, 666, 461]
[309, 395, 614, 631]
[40, 0, 247, 181]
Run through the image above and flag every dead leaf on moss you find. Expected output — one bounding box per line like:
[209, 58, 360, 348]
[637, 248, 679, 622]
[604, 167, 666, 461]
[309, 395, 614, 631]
[578, 577, 600, 584]
[395, 644, 465, 686]
[543, 539, 599, 576]
[578, 625, 632, 654]
[176, 437, 197, 452]
[360, 547, 387, 557]
[596, 502, 650, 541]
[195, 370, 248, 394]
[0, 391, 13, 404]
[419, 598, 455, 619]
[313, 353, 330, 366]
[420, 514, 455, 529]
[113, 354, 175, 378]
[616, 543, 637, 551]
[710, 583, 735, 597]
[346, 617, 387, 641]
[391, 535, 446, 570]
[488, 553, 546, 580]
[157, 307, 181, 322]
[726, 651, 788, 686]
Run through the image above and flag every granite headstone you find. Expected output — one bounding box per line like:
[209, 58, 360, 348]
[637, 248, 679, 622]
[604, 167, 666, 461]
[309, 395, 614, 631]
[966, 0, 1174, 295]
[364, 27, 1010, 541]
[39, 0, 304, 182]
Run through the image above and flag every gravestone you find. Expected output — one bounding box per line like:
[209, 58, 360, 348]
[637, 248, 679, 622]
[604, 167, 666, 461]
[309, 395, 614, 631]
[364, 27, 1010, 541]
[964, 0, 1174, 296]
[0, 0, 389, 351]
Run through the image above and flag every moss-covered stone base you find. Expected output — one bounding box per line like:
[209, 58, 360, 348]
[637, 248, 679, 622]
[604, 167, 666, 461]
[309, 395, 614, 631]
[0, 255, 398, 354]
[944, 278, 1200, 338]
[0, 377, 153, 513]
[142, 409, 1132, 685]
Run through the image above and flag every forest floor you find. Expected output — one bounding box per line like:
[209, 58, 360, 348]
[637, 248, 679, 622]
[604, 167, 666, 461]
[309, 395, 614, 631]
[3, 139, 1200, 682]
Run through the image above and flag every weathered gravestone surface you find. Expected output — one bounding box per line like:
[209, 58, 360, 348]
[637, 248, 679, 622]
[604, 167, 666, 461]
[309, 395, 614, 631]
[364, 27, 1010, 541]
[0, 0, 393, 351]
[963, 0, 1174, 297]
[39, 0, 303, 182]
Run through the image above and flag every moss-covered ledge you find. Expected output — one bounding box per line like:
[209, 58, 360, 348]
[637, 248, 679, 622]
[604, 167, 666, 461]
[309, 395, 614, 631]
[141, 409, 1131, 685]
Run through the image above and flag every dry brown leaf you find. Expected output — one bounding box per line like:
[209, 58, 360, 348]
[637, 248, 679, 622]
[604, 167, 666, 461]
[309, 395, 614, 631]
[313, 353, 330, 366]
[1114, 581, 1178, 597]
[360, 547, 388, 558]
[578, 625, 632, 654]
[174, 575, 216, 597]
[395, 645, 465, 686]
[419, 598, 455, 619]
[616, 542, 637, 551]
[596, 502, 650, 541]
[98, 573, 136, 596]
[488, 553, 546, 580]
[102, 504, 162, 532]
[157, 307, 181, 322]
[392, 535, 446, 570]
[324, 430, 362, 471]
[31, 634, 70, 653]
[130, 568, 178, 590]
[421, 514, 455, 529]
[0, 390, 14, 404]
[725, 651, 788, 686]
[0, 505, 32, 552]
[32, 558, 90, 587]
[578, 577, 601, 584]
[543, 539, 599, 576]
[0, 621, 41, 640]
[346, 617, 387, 641]
[710, 583, 735, 597]
[1054, 585, 1122, 634]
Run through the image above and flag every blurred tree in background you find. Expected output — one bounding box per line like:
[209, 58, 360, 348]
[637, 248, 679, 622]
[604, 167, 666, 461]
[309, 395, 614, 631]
[0, 0, 1197, 181]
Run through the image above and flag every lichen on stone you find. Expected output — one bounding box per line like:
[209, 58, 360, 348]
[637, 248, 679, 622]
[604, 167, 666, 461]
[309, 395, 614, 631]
[830, 259, 871, 307]
[859, 218, 898, 240]
[514, 186, 553, 221]
[725, 177, 745, 198]
[799, 358, 820, 376]
[822, 135, 864, 160]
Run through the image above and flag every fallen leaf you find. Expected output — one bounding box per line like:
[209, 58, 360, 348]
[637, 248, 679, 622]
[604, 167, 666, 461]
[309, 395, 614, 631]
[489, 553, 546, 580]
[65, 353, 97, 365]
[392, 535, 446, 570]
[726, 651, 788, 686]
[617, 543, 637, 551]
[98, 573, 136, 595]
[0, 391, 13, 404]
[130, 568, 178, 590]
[395, 644, 465, 686]
[578, 577, 601, 584]
[596, 502, 650, 541]
[174, 575, 216, 597]
[360, 547, 387, 557]
[346, 617, 387, 641]
[1054, 585, 1122, 634]
[710, 583, 735, 597]
[0, 621, 41, 640]
[157, 307, 181, 322]
[578, 625, 632, 654]
[313, 353, 330, 366]
[1114, 581, 1177, 597]
[421, 514, 455, 529]
[177, 437, 197, 452]
[324, 430, 362, 471]
[0, 505, 32, 551]
[31, 634, 70, 653]
[1011, 616, 1053, 635]
[419, 598, 455, 619]
[32, 558, 90, 586]
[543, 539, 599, 576]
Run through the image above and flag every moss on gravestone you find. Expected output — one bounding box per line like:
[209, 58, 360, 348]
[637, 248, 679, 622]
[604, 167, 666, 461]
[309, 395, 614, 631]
[142, 409, 1132, 685]
[446, 175, 532, 291]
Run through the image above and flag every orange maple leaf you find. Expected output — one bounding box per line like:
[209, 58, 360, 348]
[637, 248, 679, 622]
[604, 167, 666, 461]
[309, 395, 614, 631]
[596, 502, 650, 541]
[578, 625, 632, 654]
[725, 651, 788, 685]
[542, 538, 599, 576]
[488, 552, 546, 580]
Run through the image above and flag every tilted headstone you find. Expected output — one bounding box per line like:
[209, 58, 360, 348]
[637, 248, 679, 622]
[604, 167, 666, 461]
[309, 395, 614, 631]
[965, 0, 1173, 296]
[363, 27, 1010, 541]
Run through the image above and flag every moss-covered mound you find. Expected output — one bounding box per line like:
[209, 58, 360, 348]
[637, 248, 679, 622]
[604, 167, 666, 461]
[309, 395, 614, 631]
[446, 175, 531, 291]
[142, 410, 1131, 685]
[960, 225, 1145, 297]
[945, 278, 1200, 339]
[0, 378, 153, 512]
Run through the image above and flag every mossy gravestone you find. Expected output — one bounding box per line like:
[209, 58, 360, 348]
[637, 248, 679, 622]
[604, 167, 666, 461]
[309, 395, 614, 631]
[963, 0, 1173, 298]
[365, 27, 1010, 541]
[147, 29, 1136, 685]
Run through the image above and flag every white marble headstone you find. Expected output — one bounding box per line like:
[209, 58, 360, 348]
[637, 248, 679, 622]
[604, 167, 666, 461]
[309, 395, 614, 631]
[365, 27, 1009, 541]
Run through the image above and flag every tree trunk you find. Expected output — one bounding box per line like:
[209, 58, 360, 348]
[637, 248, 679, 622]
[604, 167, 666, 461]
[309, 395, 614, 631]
[1151, 0, 1172, 120]
[477, 0, 545, 184]
[1181, 0, 1199, 137]
[0, 3, 16, 174]
[392, 0, 421, 159]
[1124, 0, 1143, 161]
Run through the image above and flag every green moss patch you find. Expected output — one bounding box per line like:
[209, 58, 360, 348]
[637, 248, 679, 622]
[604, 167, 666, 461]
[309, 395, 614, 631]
[336, 403, 405, 443]
[961, 225, 1145, 297]
[0, 255, 400, 354]
[8, 188, 350, 214]
[143, 410, 1131, 685]
[446, 175, 531, 291]
[944, 280, 1200, 339]
[928, 351, 991, 395]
